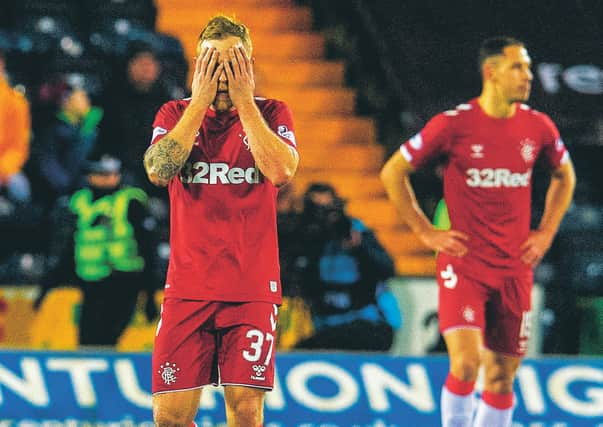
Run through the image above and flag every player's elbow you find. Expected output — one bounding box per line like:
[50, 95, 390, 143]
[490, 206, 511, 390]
[269, 155, 298, 187]
[554, 159, 577, 192]
[147, 171, 169, 187]
[270, 166, 296, 187]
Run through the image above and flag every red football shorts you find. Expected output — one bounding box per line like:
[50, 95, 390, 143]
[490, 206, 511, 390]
[152, 298, 279, 394]
[436, 255, 533, 356]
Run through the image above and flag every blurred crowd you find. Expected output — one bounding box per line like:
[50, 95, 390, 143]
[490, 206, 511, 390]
[0, 1, 188, 347]
[0, 41, 177, 284]
[1, 1, 601, 354]
[0, 0, 402, 352]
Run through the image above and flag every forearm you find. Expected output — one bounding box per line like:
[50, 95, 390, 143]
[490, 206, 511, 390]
[144, 103, 207, 186]
[380, 160, 434, 234]
[237, 102, 298, 186]
[538, 161, 576, 235]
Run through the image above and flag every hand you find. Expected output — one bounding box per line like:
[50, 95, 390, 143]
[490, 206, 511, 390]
[342, 230, 362, 250]
[223, 47, 255, 108]
[190, 47, 223, 111]
[520, 229, 554, 267]
[417, 228, 469, 257]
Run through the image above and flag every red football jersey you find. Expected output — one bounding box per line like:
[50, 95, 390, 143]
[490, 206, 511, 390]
[400, 98, 569, 280]
[151, 97, 297, 303]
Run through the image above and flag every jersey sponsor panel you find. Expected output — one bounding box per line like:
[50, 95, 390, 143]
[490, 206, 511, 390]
[180, 161, 260, 185]
[465, 168, 532, 188]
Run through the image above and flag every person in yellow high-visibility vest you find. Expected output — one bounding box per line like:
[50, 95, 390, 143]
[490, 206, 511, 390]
[35, 155, 159, 346]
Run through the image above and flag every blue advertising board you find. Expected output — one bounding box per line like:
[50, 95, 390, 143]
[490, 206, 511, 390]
[0, 350, 602, 426]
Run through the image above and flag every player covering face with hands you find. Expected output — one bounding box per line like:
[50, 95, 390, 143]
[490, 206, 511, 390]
[192, 37, 254, 114]
[144, 15, 299, 427]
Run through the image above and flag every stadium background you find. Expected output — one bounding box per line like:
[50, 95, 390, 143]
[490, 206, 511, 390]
[0, 0, 601, 425]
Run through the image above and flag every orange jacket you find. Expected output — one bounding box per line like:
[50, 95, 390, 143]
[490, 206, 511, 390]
[0, 78, 31, 180]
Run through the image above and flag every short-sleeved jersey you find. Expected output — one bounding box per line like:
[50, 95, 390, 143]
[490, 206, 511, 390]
[151, 97, 297, 303]
[400, 98, 569, 280]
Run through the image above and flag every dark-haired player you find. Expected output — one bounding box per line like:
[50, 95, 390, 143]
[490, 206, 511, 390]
[381, 37, 575, 427]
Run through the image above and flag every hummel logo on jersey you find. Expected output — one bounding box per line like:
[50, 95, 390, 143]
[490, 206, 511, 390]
[440, 264, 458, 289]
[470, 144, 484, 158]
[180, 161, 260, 184]
[251, 364, 267, 381]
[466, 168, 532, 188]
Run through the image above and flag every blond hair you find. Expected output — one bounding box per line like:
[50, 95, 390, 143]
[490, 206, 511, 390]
[198, 15, 252, 54]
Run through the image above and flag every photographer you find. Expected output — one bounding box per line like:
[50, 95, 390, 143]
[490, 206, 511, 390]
[293, 183, 400, 351]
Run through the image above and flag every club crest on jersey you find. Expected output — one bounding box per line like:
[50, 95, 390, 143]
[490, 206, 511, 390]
[158, 362, 180, 385]
[251, 364, 267, 381]
[470, 144, 484, 159]
[462, 306, 475, 323]
[520, 138, 536, 163]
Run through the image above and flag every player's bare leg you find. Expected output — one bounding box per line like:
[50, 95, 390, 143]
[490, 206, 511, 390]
[473, 349, 521, 427]
[224, 386, 265, 427]
[153, 389, 202, 427]
[441, 328, 482, 427]
[445, 329, 482, 381]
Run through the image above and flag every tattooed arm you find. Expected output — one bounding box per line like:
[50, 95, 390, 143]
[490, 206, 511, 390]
[144, 47, 222, 186]
[144, 135, 192, 187]
[143, 103, 207, 186]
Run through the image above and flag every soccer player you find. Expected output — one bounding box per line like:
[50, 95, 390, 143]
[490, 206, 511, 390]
[380, 37, 576, 427]
[143, 15, 299, 427]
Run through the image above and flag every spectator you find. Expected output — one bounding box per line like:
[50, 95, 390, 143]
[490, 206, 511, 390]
[98, 42, 173, 192]
[0, 49, 32, 204]
[34, 155, 158, 346]
[293, 183, 401, 351]
[33, 79, 103, 206]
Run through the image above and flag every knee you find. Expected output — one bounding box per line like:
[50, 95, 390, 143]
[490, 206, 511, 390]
[153, 409, 192, 427]
[449, 353, 481, 382]
[227, 398, 263, 424]
[484, 365, 516, 394]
